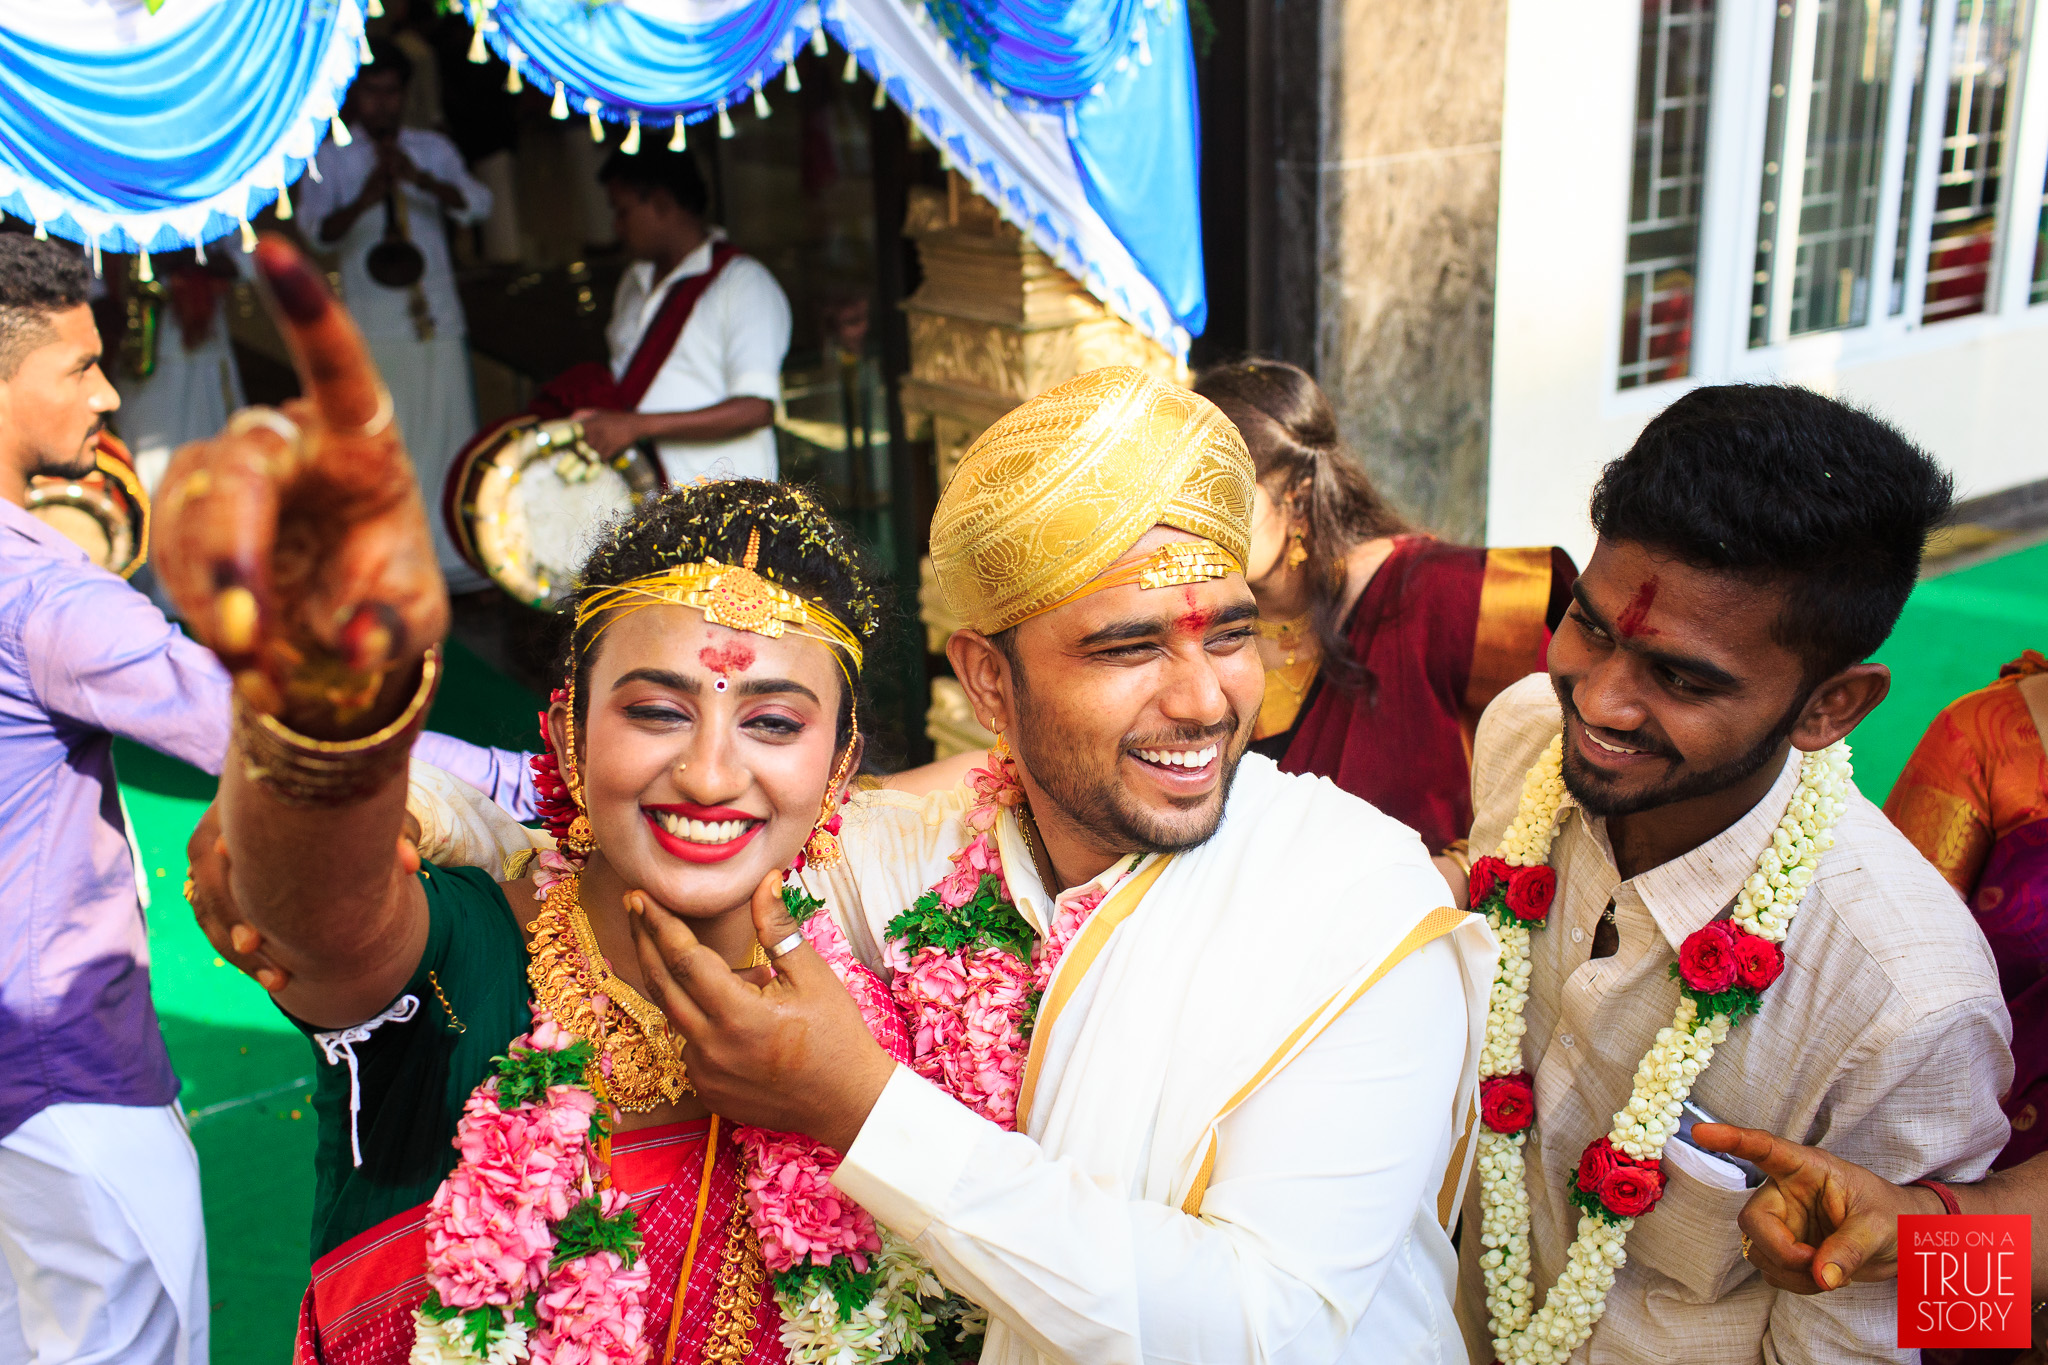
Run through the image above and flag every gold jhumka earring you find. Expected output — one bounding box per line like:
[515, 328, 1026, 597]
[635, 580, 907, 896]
[1285, 526, 1309, 569]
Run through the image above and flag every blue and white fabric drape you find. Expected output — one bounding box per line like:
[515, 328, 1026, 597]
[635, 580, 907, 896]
[0, 0, 364, 257]
[0, 0, 1202, 350]
[472, 0, 1203, 352]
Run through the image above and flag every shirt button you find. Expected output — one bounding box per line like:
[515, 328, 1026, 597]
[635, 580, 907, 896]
[1571, 927, 1586, 944]
[1561, 1033, 1576, 1048]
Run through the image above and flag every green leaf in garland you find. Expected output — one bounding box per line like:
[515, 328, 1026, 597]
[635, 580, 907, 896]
[143, 0, 168, 12]
[774, 1258, 882, 1319]
[1567, 1187, 1631, 1227]
[1665, 964, 1764, 1024]
[783, 881, 828, 925]
[885, 876, 1035, 961]
[492, 1037, 597, 1109]
[550, 1194, 643, 1268]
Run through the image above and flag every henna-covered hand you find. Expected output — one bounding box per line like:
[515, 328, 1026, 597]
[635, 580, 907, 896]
[154, 235, 447, 737]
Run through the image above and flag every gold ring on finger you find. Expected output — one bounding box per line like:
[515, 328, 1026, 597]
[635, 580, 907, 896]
[166, 469, 213, 515]
[349, 385, 396, 440]
[226, 407, 307, 469]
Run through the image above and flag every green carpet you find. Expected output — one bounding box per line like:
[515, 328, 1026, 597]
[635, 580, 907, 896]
[123, 547, 2048, 1361]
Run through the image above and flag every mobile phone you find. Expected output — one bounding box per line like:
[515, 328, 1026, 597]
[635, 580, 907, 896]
[1675, 1098, 1768, 1188]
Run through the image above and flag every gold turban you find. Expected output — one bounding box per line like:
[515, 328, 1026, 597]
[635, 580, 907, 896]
[930, 366, 1254, 634]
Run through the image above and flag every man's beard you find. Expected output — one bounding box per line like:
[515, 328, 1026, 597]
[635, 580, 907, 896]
[1554, 681, 1803, 820]
[1010, 688, 1248, 856]
[31, 423, 102, 481]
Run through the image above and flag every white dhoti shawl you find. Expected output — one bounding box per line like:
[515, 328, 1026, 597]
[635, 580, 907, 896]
[826, 754, 1499, 1364]
[393, 752, 1499, 1362]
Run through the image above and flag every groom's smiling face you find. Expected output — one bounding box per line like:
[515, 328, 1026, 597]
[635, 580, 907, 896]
[995, 528, 1264, 857]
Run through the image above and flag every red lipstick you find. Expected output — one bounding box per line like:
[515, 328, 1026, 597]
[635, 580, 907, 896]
[641, 806, 765, 864]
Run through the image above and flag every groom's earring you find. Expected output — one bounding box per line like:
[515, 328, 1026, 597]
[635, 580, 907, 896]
[1285, 527, 1308, 570]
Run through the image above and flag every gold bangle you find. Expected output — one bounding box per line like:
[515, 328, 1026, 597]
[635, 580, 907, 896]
[235, 645, 442, 806]
[1441, 839, 1473, 878]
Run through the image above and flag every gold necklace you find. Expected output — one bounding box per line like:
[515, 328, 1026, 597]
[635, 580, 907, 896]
[527, 871, 692, 1111]
[1253, 611, 1322, 738]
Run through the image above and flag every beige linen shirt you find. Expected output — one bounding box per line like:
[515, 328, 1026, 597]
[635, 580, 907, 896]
[1456, 675, 2011, 1365]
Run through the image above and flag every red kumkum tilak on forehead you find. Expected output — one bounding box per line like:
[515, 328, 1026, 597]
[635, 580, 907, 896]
[1615, 578, 1659, 638]
[699, 640, 756, 692]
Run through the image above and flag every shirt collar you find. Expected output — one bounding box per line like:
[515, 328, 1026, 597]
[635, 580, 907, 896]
[646, 228, 729, 296]
[0, 492, 89, 564]
[1559, 745, 1804, 948]
[994, 805, 1143, 937]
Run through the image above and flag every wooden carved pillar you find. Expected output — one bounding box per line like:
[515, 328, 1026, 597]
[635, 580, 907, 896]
[900, 174, 1187, 756]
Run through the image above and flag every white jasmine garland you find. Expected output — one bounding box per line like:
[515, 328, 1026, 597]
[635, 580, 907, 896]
[406, 1306, 529, 1365]
[1476, 736, 1851, 1365]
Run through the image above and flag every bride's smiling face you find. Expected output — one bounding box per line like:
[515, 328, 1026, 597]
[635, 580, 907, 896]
[548, 604, 848, 918]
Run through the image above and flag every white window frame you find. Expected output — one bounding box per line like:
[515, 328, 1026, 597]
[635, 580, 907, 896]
[1612, 0, 2048, 400]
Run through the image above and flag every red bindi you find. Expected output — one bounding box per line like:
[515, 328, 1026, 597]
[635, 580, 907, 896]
[1175, 587, 1214, 636]
[1615, 578, 1659, 638]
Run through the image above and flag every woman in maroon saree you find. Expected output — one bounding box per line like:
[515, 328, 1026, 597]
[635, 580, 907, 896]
[1191, 361, 1576, 871]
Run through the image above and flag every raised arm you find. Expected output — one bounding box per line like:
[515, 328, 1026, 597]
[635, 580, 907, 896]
[154, 236, 447, 1030]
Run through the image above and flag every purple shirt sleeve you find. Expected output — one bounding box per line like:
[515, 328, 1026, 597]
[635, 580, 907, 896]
[22, 570, 231, 775]
[413, 730, 541, 823]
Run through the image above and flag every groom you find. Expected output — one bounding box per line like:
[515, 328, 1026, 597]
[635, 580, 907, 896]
[630, 367, 1500, 1363]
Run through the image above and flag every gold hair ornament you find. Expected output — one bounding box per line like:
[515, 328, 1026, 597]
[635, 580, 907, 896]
[574, 528, 864, 673]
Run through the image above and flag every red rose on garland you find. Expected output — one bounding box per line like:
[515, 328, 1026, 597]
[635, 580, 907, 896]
[1596, 1160, 1665, 1218]
[1732, 929, 1784, 990]
[1677, 920, 1740, 993]
[1480, 1072, 1536, 1134]
[1469, 856, 1510, 907]
[1575, 1137, 1619, 1193]
[1503, 865, 1557, 923]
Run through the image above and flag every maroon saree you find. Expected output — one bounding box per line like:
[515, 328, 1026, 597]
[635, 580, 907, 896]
[294, 1118, 786, 1365]
[1262, 537, 1575, 853]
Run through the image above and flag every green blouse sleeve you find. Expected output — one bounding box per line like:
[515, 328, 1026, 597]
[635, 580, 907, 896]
[292, 863, 534, 1260]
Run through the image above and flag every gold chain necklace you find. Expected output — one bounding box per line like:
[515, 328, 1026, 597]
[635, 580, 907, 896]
[527, 871, 692, 1111]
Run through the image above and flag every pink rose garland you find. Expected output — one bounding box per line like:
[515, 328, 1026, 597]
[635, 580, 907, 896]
[415, 1015, 653, 1363]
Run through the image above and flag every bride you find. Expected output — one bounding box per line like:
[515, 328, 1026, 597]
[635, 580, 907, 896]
[155, 239, 960, 1365]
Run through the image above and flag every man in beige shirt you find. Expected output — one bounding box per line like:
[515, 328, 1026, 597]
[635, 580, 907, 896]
[1457, 383, 2011, 1364]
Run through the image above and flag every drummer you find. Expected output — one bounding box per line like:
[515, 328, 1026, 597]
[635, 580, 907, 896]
[0, 233, 527, 1365]
[573, 147, 792, 482]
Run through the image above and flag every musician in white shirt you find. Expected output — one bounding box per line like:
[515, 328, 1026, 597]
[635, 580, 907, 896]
[298, 39, 492, 592]
[578, 149, 791, 483]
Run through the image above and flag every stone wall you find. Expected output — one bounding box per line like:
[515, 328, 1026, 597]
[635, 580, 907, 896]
[1310, 0, 1508, 543]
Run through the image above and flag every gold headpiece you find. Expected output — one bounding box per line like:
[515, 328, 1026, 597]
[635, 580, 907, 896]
[929, 366, 1255, 634]
[574, 528, 864, 673]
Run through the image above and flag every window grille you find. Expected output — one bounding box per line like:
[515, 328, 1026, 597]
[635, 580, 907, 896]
[1922, 0, 2028, 321]
[1750, 0, 1907, 345]
[1619, 0, 1716, 389]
